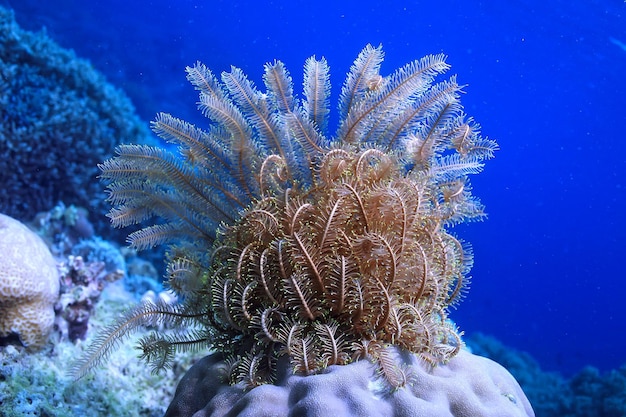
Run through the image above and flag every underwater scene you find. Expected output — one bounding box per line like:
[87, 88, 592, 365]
[0, 0, 624, 416]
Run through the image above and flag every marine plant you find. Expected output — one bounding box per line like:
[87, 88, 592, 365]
[73, 44, 497, 387]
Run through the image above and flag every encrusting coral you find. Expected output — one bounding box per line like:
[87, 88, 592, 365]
[71, 45, 526, 415]
[0, 213, 60, 350]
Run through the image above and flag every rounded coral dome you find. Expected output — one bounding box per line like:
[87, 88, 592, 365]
[0, 213, 59, 349]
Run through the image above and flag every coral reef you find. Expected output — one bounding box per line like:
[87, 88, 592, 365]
[466, 333, 626, 417]
[30, 202, 95, 258]
[565, 366, 626, 417]
[164, 348, 533, 417]
[0, 6, 152, 230]
[55, 255, 123, 342]
[71, 237, 127, 276]
[0, 284, 196, 417]
[0, 213, 59, 350]
[29, 202, 164, 342]
[31, 202, 163, 297]
[0, 206, 179, 415]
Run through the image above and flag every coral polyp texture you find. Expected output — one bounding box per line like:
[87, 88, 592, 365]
[0, 213, 60, 350]
[77, 45, 499, 389]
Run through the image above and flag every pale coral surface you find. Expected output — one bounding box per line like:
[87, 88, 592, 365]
[0, 213, 59, 349]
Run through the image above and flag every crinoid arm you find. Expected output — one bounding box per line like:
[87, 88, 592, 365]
[70, 300, 207, 379]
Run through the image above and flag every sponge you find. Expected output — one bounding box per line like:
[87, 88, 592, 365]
[0, 213, 59, 350]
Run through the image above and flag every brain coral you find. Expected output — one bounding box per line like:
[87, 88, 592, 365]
[0, 213, 60, 350]
[0, 6, 151, 226]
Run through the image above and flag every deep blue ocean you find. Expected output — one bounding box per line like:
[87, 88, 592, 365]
[4, 0, 625, 379]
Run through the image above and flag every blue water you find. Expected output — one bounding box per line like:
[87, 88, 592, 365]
[5, 0, 625, 378]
